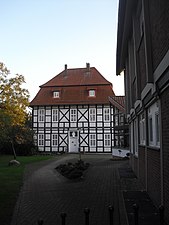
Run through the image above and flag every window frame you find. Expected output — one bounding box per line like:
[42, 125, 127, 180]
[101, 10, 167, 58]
[52, 109, 58, 122]
[104, 134, 111, 147]
[90, 134, 96, 147]
[148, 101, 160, 147]
[139, 113, 146, 145]
[52, 134, 58, 146]
[53, 91, 60, 98]
[70, 109, 77, 122]
[155, 112, 160, 147]
[89, 89, 96, 97]
[38, 134, 44, 146]
[89, 108, 96, 122]
[38, 109, 45, 122]
[104, 108, 110, 122]
[148, 116, 153, 145]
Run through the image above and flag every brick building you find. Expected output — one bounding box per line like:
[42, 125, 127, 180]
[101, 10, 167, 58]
[116, 0, 169, 223]
[30, 63, 126, 154]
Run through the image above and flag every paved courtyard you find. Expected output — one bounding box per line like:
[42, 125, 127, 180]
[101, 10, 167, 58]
[10, 154, 161, 225]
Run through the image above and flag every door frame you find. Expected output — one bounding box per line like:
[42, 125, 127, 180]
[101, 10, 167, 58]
[68, 129, 79, 153]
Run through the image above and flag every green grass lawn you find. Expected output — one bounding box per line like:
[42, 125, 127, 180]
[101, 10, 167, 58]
[0, 155, 55, 225]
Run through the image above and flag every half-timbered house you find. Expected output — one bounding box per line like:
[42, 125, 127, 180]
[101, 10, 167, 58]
[109, 96, 129, 148]
[116, 0, 169, 223]
[30, 63, 120, 153]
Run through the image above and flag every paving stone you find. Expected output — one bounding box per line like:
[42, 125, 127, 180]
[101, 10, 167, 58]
[10, 154, 160, 225]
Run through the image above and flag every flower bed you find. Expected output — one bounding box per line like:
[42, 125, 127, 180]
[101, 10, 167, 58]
[55, 160, 90, 180]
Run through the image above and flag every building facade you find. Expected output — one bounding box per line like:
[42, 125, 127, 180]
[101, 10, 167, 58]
[116, 0, 169, 223]
[30, 64, 124, 154]
[109, 96, 129, 148]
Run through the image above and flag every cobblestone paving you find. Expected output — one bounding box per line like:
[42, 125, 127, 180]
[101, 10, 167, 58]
[10, 154, 134, 225]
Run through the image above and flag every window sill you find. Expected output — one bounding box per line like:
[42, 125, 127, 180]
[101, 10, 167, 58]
[139, 144, 146, 147]
[147, 146, 160, 151]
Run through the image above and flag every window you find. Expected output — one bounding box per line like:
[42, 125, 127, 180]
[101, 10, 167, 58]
[115, 115, 118, 126]
[70, 109, 77, 122]
[130, 122, 134, 154]
[134, 119, 138, 156]
[38, 134, 44, 146]
[148, 116, 153, 144]
[155, 113, 160, 146]
[104, 134, 111, 147]
[89, 90, 95, 97]
[131, 119, 138, 156]
[104, 108, 110, 122]
[148, 101, 160, 147]
[52, 134, 58, 146]
[139, 113, 145, 145]
[38, 109, 45, 122]
[90, 134, 96, 147]
[89, 108, 96, 122]
[53, 91, 60, 98]
[52, 109, 58, 122]
[120, 115, 124, 124]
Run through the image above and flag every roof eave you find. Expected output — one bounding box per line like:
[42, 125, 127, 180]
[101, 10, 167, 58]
[116, 0, 138, 75]
[108, 96, 125, 113]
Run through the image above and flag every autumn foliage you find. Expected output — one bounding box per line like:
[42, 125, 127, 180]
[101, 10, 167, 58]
[0, 62, 35, 155]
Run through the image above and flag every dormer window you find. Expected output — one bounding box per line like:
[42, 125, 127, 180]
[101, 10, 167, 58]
[89, 89, 95, 97]
[53, 91, 60, 98]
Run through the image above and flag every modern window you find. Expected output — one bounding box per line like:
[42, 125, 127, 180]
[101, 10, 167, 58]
[134, 119, 138, 156]
[104, 134, 111, 147]
[90, 134, 96, 147]
[38, 134, 44, 146]
[89, 89, 95, 97]
[148, 101, 160, 147]
[53, 91, 60, 98]
[139, 113, 145, 145]
[89, 108, 96, 122]
[104, 108, 110, 122]
[52, 134, 58, 146]
[155, 113, 160, 146]
[70, 109, 77, 122]
[148, 116, 153, 144]
[52, 109, 58, 122]
[130, 122, 134, 154]
[38, 109, 45, 122]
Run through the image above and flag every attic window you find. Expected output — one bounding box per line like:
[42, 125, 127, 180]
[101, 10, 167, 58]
[53, 91, 60, 98]
[89, 89, 95, 97]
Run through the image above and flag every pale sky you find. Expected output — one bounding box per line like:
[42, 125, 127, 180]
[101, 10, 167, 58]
[0, 0, 124, 101]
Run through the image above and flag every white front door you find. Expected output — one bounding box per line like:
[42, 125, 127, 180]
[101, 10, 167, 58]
[68, 130, 79, 153]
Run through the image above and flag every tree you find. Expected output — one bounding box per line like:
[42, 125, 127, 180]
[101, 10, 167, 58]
[0, 62, 31, 157]
[0, 62, 30, 126]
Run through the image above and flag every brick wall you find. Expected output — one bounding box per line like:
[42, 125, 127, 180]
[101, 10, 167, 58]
[161, 86, 169, 224]
[149, 0, 169, 71]
[138, 146, 146, 187]
[130, 154, 138, 177]
[147, 148, 161, 206]
[134, 2, 147, 93]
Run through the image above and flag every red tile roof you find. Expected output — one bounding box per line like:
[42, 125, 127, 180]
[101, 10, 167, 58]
[109, 96, 125, 112]
[30, 66, 115, 106]
[41, 67, 112, 87]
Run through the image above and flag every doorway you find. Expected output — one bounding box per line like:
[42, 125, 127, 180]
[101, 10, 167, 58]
[68, 130, 79, 153]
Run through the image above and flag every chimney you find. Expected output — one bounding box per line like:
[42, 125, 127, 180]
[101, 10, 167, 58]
[64, 64, 67, 77]
[86, 63, 90, 72]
